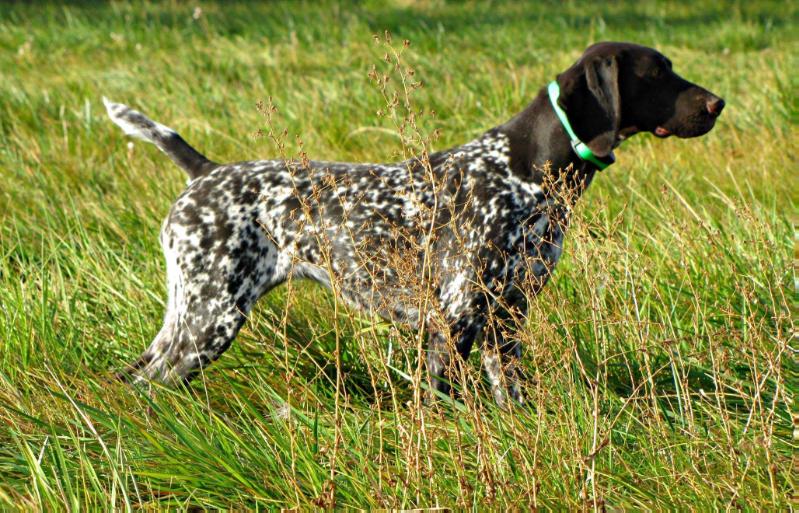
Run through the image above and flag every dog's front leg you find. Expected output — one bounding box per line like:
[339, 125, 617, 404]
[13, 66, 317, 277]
[482, 317, 525, 408]
[482, 302, 527, 408]
[425, 317, 483, 403]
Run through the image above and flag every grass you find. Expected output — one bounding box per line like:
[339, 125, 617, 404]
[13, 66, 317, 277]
[0, 0, 796, 509]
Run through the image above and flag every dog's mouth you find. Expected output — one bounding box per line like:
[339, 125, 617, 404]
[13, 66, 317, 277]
[652, 113, 718, 139]
[653, 126, 672, 138]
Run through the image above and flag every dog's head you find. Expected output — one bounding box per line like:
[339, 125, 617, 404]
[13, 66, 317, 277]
[556, 42, 725, 157]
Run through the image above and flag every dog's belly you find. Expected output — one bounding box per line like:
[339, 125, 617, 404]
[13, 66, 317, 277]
[294, 258, 425, 326]
[284, 199, 567, 326]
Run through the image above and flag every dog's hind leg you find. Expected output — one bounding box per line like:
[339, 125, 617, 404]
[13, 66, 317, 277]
[123, 270, 259, 385]
[149, 296, 248, 385]
[120, 222, 284, 385]
[116, 308, 178, 382]
[116, 233, 183, 382]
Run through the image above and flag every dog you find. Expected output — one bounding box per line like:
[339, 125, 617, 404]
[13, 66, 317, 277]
[105, 42, 724, 407]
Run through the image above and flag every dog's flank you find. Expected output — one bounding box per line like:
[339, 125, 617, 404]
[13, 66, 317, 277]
[105, 42, 723, 407]
[103, 97, 217, 179]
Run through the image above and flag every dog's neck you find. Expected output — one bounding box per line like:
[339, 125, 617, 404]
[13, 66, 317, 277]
[499, 87, 599, 202]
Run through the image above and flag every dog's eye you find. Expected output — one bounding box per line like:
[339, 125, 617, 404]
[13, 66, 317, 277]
[648, 67, 663, 79]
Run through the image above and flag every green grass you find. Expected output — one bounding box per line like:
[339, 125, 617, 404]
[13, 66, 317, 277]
[0, 0, 795, 509]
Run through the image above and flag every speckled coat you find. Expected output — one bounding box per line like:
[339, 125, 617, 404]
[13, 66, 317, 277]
[104, 42, 723, 406]
[151, 130, 565, 400]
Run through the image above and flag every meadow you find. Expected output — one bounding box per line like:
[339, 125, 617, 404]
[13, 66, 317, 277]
[0, 0, 795, 509]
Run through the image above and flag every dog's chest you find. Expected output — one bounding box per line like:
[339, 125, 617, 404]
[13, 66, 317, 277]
[447, 168, 567, 301]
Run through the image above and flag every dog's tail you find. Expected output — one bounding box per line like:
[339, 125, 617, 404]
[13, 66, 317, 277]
[103, 97, 217, 179]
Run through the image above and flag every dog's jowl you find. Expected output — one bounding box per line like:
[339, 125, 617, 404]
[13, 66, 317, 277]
[105, 42, 723, 407]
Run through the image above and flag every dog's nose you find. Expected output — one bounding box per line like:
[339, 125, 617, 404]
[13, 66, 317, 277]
[706, 97, 725, 116]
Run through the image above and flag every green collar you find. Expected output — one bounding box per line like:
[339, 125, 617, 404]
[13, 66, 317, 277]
[547, 80, 615, 171]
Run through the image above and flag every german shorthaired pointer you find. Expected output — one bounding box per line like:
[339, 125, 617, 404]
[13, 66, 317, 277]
[105, 42, 723, 406]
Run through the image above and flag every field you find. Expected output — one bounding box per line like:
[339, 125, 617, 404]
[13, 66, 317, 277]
[0, 0, 795, 509]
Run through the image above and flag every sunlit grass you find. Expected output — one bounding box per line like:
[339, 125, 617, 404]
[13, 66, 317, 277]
[0, 0, 795, 509]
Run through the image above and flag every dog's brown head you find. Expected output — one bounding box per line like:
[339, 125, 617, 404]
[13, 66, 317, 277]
[556, 42, 725, 157]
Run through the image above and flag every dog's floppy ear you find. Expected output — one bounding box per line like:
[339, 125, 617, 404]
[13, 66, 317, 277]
[557, 55, 621, 157]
